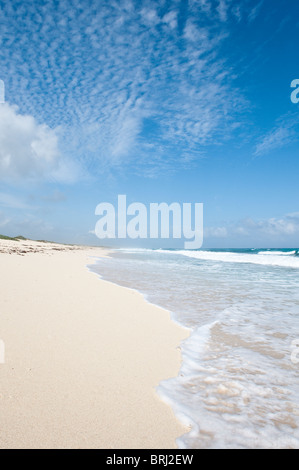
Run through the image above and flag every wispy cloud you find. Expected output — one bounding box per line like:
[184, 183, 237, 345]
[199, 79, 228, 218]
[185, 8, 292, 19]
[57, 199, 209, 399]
[205, 226, 228, 238]
[238, 215, 299, 236]
[248, 0, 264, 23]
[206, 212, 299, 242]
[217, 0, 229, 22]
[190, 0, 263, 23]
[254, 114, 299, 156]
[0, 0, 261, 178]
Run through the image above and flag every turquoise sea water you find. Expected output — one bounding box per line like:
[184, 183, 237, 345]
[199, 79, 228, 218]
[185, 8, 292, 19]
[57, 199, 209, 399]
[90, 248, 299, 449]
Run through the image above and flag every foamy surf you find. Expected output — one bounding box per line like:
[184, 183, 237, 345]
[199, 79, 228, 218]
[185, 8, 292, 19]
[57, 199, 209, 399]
[90, 247, 299, 449]
[156, 249, 299, 269]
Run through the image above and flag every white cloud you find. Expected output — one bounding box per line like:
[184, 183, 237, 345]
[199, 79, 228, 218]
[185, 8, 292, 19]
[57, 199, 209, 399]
[205, 226, 228, 238]
[217, 0, 229, 22]
[254, 115, 299, 156]
[254, 126, 295, 156]
[140, 8, 159, 26]
[162, 11, 177, 29]
[0, 103, 60, 181]
[240, 215, 299, 236]
[190, 0, 264, 24]
[206, 213, 299, 242]
[0, 103, 78, 183]
[0, 0, 250, 177]
[248, 0, 264, 23]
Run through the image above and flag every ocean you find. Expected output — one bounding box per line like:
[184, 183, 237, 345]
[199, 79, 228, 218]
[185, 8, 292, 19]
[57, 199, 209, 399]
[89, 248, 299, 449]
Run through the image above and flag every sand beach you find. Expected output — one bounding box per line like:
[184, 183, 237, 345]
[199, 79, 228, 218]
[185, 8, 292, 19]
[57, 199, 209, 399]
[0, 239, 188, 449]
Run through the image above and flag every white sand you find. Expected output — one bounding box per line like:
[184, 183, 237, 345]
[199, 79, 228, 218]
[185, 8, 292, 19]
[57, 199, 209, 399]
[0, 239, 188, 449]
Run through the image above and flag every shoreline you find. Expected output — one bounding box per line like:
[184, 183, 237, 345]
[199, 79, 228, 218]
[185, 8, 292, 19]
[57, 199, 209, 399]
[0, 239, 189, 449]
[88, 252, 193, 445]
[87, 253, 192, 333]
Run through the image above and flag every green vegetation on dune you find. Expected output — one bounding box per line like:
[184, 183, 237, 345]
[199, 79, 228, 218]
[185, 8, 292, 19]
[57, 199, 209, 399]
[0, 234, 28, 241]
[0, 235, 75, 246]
[0, 234, 78, 247]
[0, 234, 20, 241]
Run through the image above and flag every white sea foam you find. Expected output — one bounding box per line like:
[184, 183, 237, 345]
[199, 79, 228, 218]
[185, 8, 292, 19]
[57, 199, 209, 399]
[156, 249, 299, 268]
[158, 303, 299, 449]
[90, 248, 299, 449]
[258, 250, 297, 256]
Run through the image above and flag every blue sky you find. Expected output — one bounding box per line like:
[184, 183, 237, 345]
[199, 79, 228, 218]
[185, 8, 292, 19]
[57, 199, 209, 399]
[0, 0, 298, 248]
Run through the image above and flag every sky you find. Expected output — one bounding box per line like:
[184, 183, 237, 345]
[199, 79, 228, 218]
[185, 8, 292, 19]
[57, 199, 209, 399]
[0, 0, 299, 248]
